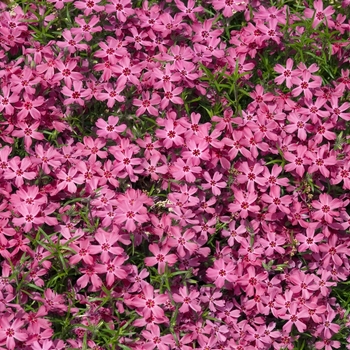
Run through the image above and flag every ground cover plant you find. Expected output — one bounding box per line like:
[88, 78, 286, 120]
[0, 0, 350, 349]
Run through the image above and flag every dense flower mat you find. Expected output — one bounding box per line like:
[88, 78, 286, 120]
[0, 0, 350, 349]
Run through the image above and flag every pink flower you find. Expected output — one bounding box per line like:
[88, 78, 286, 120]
[173, 286, 201, 313]
[90, 229, 124, 262]
[206, 258, 237, 288]
[292, 71, 322, 100]
[202, 171, 227, 196]
[96, 115, 127, 140]
[69, 239, 96, 265]
[144, 244, 177, 274]
[12, 121, 45, 150]
[236, 161, 266, 192]
[170, 157, 202, 183]
[228, 190, 260, 219]
[0, 86, 19, 115]
[182, 139, 210, 165]
[114, 199, 148, 232]
[133, 91, 161, 117]
[312, 194, 342, 223]
[319, 234, 349, 267]
[284, 112, 312, 141]
[53, 60, 83, 89]
[175, 0, 202, 20]
[112, 56, 142, 88]
[105, 0, 134, 22]
[296, 224, 324, 253]
[259, 230, 286, 256]
[76, 265, 103, 291]
[155, 118, 186, 149]
[62, 80, 92, 106]
[96, 256, 128, 286]
[74, 0, 105, 16]
[169, 227, 197, 257]
[304, 0, 335, 28]
[261, 186, 292, 214]
[0, 316, 27, 350]
[129, 283, 168, 319]
[56, 30, 88, 53]
[238, 266, 267, 297]
[12, 204, 45, 232]
[141, 324, 174, 350]
[280, 302, 309, 333]
[160, 85, 183, 110]
[56, 167, 85, 193]
[316, 304, 340, 339]
[70, 15, 102, 41]
[284, 145, 312, 177]
[274, 58, 296, 88]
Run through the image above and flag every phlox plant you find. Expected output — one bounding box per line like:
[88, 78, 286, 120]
[0, 0, 349, 349]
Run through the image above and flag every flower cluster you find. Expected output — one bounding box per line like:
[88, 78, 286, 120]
[0, 0, 349, 349]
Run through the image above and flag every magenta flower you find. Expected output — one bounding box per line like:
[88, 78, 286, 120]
[53, 60, 83, 89]
[316, 304, 340, 339]
[56, 167, 85, 193]
[238, 266, 268, 297]
[129, 283, 168, 319]
[236, 161, 266, 192]
[285, 112, 312, 141]
[74, 0, 105, 16]
[160, 85, 183, 110]
[280, 302, 309, 333]
[16, 95, 44, 121]
[259, 230, 286, 256]
[284, 145, 312, 177]
[70, 15, 102, 41]
[306, 146, 337, 178]
[304, 0, 335, 28]
[56, 30, 88, 53]
[296, 225, 324, 253]
[24, 305, 51, 334]
[206, 258, 237, 288]
[292, 71, 322, 100]
[274, 58, 296, 88]
[111, 147, 142, 183]
[0, 316, 27, 350]
[62, 80, 91, 106]
[319, 234, 349, 267]
[221, 220, 246, 246]
[173, 286, 201, 313]
[0, 86, 19, 115]
[144, 244, 177, 274]
[169, 227, 198, 258]
[312, 194, 342, 223]
[155, 118, 186, 149]
[112, 56, 142, 88]
[228, 190, 260, 219]
[114, 199, 148, 232]
[182, 139, 210, 165]
[96, 256, 128, 286]
[261, 186, 292, 214]
[141, 324, 174, 350]
[69, 239, 96, 265]
[105, 0, 134, 22]
[170, 157, 202, 183]
[96, 115, 126, 140]
[89, 229, 124, 262]
[202, 171, 227, 196]
[4, 156, 37, 187]
[12, 204, 45, 232]
[326, 98, 350, 121]
[133, 91, 160, 116]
